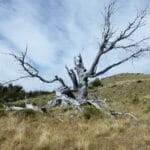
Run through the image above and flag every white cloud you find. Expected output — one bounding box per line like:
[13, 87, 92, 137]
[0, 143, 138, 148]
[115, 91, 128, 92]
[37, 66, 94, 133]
[0, 0, 150, 91]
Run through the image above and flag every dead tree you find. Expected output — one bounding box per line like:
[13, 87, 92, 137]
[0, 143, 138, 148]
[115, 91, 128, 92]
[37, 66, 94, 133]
[2, 1, 150, 119]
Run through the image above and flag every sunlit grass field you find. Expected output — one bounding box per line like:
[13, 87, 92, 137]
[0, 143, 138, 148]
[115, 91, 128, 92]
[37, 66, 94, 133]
[0, 73, 150, 150]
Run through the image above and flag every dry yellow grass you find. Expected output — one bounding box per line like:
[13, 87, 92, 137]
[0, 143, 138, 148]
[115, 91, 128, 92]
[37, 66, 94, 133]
[0, 73, 150, 150]
[0, 107, 149, 150]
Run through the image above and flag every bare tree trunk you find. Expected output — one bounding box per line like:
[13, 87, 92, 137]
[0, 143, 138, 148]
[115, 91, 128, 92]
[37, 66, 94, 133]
[77, 77, 88, 100]
[72, 54, 89, 100]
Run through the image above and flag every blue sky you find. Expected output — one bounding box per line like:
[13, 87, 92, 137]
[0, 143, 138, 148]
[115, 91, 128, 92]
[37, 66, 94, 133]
[0, 0, 150, 91]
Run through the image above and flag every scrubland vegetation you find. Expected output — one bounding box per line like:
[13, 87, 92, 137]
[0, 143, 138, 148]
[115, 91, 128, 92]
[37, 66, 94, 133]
[0, 84, 51, 103]
[0, 73, 150, 150]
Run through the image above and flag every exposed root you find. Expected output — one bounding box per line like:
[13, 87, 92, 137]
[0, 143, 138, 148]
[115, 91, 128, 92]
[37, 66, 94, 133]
[3, 104, 47, 113]
[47, 95, 137, 120]
[3, 94, 137, 121]
[86, 100, 112, 117]
[110, 111, 138, 120]
[47, 95, 81, 110]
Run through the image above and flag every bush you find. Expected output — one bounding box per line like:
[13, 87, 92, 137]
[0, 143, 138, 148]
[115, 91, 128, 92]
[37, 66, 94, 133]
[90, 78, 103, 88]
[132, 96, 140, 104]
[137, 80, 142, 83]
[0, 84, 25, 102]
[0, 84, 50, 103]
[88, 84, 94, 89]
[27, 90, 50, 98]
[83, 107, 103, 120]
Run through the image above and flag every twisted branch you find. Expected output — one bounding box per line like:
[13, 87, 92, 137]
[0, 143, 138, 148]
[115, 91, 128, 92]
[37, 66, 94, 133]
[88, 0, 149, 77]
[3, 48, 67, 87]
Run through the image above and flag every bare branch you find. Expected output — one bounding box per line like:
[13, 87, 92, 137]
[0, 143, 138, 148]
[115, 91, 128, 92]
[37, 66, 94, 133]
[74, 54, 85, 68]
[114, 37, 150, 51]
[105, 8, 148, 53]
[88, 3, 148, 77]
[65, 66, 78, 90]
[54, 75, 67, 87]
[6, 49, 67, 87]
[101, 0, 116, 42]
[1, 75, 31, 85]
[93, 48, 150, 77]
[88, 1, 116, 76]
[116, 38, 149, 48]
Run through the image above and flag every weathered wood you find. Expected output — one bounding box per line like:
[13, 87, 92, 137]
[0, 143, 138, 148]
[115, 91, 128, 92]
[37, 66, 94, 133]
[4, 102, 47, 113]
[47, 94, 137, 120]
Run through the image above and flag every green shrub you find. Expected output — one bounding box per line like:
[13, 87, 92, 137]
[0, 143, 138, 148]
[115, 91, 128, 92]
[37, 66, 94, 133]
[83, 107, 103, 120]
[90, 78, 103, 88]
[132, 96, 140, 104]
[0, 84, 25, 102]
[88, 85, 94, 89]
[0, 84, 50, 103]
[137, 80, 142, 83]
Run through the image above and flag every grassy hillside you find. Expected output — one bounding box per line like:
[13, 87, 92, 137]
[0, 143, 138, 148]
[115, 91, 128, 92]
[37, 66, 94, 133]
[0, 73, 150, 150]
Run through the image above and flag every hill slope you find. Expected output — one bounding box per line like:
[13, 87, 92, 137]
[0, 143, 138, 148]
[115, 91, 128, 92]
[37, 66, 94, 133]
[0, 73, 150, 150]
[98, 73, 150, 101]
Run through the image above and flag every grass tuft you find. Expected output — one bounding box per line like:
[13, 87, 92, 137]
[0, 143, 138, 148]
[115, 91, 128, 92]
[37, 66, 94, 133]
[0, 110, 7, 117]
[83, 106, 104, 120]
[13, 109, 36, 118]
